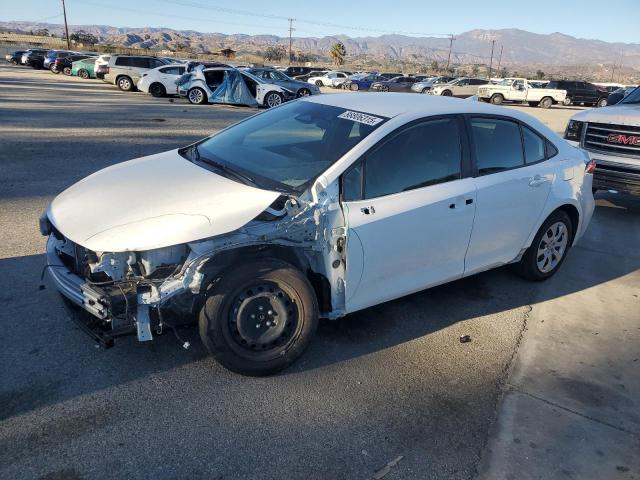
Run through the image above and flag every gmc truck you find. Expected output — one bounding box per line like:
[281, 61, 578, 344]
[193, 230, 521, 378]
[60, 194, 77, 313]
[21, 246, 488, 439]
[564, 86, 640, 195]
[478, 78, 567, 108]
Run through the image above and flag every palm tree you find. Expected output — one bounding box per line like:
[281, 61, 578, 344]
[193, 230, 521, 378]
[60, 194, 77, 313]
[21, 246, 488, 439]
[329, 43, 346, 67]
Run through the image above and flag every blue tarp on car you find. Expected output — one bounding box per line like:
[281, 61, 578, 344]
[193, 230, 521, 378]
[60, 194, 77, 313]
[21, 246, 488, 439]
[209, 69, 258, 107]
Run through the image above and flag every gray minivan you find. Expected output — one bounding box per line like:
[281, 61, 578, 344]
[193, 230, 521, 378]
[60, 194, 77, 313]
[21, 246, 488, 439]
[103, 55, 170, 91]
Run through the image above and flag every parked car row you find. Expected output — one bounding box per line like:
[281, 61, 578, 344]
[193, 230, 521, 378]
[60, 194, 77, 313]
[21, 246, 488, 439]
[6, 49, 322, 108]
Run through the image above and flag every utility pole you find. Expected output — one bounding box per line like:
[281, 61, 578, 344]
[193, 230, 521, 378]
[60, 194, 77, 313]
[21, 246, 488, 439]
[611, 51, 623, 82]
[497, 44, 503, 71]
[488, 39, 495, 80]
[445, 34, 455, 72]
[287, 18, 295, 65]
[61, 0, 70, 49]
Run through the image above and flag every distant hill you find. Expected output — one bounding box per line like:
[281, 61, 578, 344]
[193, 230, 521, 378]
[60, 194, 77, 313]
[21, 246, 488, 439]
[2, 20, 639, 73]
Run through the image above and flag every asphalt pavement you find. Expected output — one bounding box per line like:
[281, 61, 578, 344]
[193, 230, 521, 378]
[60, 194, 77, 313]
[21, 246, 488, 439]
[0, 63, 637, 480]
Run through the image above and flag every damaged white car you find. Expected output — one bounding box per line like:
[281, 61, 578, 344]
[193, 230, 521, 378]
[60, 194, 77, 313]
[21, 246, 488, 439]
[41, 94, 595, 375]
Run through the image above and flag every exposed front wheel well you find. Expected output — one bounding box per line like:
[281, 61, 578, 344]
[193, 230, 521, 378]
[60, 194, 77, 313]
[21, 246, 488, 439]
[198, 244, 332, 314]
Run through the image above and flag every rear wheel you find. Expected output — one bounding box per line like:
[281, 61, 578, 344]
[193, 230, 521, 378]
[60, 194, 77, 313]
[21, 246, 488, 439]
[188, 87, 207, 104]
[441, 89, 452, 96]
[539, 97, 553, 109]
[149, 82, 167, 97]
[62, 66, 72, 76]
[199, 259, 319, 376]
[117, 76, 134, 91]
[596, 97, 608, 108]
[315, 80, 323, 87]
[264, 91, 283, 108]
[490, 93, 504, 105]
[79, 69, 89, 79]
[562, 96, 572, 106]
[514, 210, 573, 281]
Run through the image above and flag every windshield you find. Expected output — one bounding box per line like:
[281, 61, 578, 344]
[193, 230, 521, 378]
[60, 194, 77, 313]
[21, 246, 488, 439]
[619, 86, 640, 105]
[191, 101, 388, 193]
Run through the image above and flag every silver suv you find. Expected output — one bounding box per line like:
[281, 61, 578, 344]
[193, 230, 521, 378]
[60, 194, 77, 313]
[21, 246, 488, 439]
[104, 55, 169, 91]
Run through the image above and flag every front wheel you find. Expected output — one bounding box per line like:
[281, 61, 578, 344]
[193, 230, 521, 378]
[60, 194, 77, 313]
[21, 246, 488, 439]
[513, 210, 573, 281]
[596, 97, 608, 108]
[315, 80, 323, 87]
[149, 82, 167, 97]
[264, 91, 283, 108]
[490, 93, 504, 105]
[188, 87, 207, 104]
[296, 88, 311, 97]
[441, 89, 452, 96]
[562, 96, 572, 106]
[350, 83, 359, 91]
[199, 259, 319, 376]
[117, 76, 134, 91]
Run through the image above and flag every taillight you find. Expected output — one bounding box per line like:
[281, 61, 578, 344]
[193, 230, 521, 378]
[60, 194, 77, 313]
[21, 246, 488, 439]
[105, 66, 110, 74]
[585, 159, 596, 174]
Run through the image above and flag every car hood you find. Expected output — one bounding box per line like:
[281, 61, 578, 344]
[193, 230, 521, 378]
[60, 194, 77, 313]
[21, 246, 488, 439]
[48, 149, 281, 252]
[571, 103, 640, 125]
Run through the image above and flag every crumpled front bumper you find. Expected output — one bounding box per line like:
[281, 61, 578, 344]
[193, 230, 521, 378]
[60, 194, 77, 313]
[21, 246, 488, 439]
[45, 235, 110, 320]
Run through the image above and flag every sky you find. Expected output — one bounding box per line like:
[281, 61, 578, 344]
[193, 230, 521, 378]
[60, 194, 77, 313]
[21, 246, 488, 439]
[2, 0, 638, 44]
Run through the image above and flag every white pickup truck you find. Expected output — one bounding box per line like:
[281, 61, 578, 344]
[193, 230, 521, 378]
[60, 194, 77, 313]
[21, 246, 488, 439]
[478, 78, 567, 109]
[564, 86, 640, 195]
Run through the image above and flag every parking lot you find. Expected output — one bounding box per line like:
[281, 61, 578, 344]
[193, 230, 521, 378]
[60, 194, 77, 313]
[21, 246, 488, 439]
[0, 64, 638, 480]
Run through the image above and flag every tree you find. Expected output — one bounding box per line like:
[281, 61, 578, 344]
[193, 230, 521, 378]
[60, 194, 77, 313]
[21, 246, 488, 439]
[471, 64, 479, 76]
[70, 30, 98, 45]
[220, 48, 236, 59]
[535, 69, 545, 80]
[263, 45, 286, 62]
[499, 67, 508, 78]
[430, 60, 439, 73]
[35, 28, 50, 37]
[329, 42, 346, 67]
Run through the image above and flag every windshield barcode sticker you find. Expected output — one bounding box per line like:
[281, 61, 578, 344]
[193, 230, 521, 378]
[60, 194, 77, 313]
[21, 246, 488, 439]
[338, 110, 384, 126]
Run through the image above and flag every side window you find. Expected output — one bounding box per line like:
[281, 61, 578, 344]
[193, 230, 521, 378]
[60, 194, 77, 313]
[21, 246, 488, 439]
[521, 126, 546, 164]
[363, 118, 462, 199]
[457, 79, 469, 86]
[472, 79, 487, 85]
[471, 118, 524, 175]
[342, 162, 363, 201]
[115, 57, 132, 67]
[162, 66, 182, 75]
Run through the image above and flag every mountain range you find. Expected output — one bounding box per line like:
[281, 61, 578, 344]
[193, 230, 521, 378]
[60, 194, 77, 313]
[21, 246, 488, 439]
[2, 20, 639, 72]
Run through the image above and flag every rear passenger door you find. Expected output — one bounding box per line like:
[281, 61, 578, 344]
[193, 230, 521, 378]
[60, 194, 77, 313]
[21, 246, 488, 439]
[342, 116, 477, 313]
[463, 117, 554, 275]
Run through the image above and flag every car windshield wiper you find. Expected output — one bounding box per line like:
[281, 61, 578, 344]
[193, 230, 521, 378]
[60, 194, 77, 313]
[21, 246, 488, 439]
[197, 154, 258, 187]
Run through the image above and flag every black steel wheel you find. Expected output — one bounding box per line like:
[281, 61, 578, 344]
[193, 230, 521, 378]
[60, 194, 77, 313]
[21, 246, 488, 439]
[199, 259, 319, 376]
[149, 82, 167, 97]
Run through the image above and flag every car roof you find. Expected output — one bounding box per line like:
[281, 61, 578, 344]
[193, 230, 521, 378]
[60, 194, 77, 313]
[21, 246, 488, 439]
[301, 92, 547, 123]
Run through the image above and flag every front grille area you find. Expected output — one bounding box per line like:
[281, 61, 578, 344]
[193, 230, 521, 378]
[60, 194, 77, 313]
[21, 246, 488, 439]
[583, 122, 640, 157]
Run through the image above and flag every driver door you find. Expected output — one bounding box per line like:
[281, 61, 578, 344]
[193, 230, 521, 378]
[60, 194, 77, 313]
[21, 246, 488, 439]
[341, 116, 477, 313]
[510, 80, 527, 101]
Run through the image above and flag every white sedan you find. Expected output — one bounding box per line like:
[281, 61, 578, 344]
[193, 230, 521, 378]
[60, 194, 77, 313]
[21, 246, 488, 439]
[40, 93, 594, 376]
[137, 64, 187, 97]
[308, 71, 349, 87]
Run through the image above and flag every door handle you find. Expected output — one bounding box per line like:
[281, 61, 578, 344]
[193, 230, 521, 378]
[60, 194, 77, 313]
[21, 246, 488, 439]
[360, 206, 376, 215]
[529, 175, 549, 187]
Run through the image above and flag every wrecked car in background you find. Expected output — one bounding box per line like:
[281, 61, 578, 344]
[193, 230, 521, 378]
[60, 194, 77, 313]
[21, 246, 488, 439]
[41, 94, 594, 376]
[177, 66, 293, 107]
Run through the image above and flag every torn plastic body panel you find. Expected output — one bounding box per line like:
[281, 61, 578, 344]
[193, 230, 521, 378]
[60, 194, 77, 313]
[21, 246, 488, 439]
[43, 178, 347, 347]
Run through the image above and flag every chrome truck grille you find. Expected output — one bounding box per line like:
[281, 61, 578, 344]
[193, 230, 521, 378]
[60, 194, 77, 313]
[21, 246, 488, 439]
[583, 122, 640, 158]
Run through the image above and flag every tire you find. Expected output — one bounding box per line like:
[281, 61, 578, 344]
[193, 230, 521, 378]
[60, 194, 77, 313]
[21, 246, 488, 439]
[539, 97, 553, 109]
[562, 96, 572, 106]
[63, 66, 72, 76]
[315, 80, 323, 87]
[149, 82, 166, 97]
[441, 89, 452, 96]
[264, 91, 283, 108]
[490, 93, 504, 105]
[79, 69, 89, 79]
[188, 87, 207, 104]
[296, 88, 311, 97]
[596, 97, 608, 108]
[350, 83, 359, 91]
[528, 101, 539, 107]
[198, 258, 319, 376]
[514, 210, 573, 281]
[421, 88, 430, 94]
[51, 65, 59, 74]
[117, 76, 134, 91]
